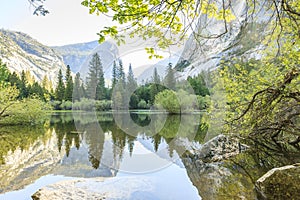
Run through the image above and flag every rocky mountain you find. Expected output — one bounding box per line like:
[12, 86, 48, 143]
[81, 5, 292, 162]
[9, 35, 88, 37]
[52, 40, 99, 73]
[53, 40, 119, 81]
[52, 36, 189, 84]
[176, 1, 268, 79]
[0, 29, 67, 85]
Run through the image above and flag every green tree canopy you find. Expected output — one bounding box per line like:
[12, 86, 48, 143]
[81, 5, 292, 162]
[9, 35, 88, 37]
[64, 65, 74, 101]
[55, 69, 65, 101]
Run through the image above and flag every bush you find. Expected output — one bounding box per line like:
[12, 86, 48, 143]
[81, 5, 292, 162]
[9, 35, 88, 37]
[95, 100, 112, 111]
[0, 98, 48, 125]
[154, 90, 180, 113]
[197, 95, 211, 110]
[72, 98, 95, 111]
[60, 101, 73, 110]
[137, 99, 149, 109]
[50, 100, 62, 110]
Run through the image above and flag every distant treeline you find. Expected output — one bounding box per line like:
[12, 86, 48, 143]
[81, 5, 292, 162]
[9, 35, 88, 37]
[0, 53, 211, 112]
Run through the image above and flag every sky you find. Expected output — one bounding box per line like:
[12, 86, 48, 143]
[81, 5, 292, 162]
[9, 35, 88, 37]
[0, 0, 182, 69]
[0, 0, 110, 46]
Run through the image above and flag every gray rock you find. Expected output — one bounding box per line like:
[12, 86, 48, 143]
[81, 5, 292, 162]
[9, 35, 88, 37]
[195, 134, 247, 162]
[255, 163, 300, 200]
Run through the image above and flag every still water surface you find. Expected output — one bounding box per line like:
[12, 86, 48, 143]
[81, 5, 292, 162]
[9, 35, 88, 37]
[0, 112, 205, 200]
[1, 112, 298, 199]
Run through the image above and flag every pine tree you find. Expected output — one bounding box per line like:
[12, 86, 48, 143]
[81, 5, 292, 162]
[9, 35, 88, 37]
[19, 70, 28, 99]
[96, 60, 106, 100]
[42, 75, 51, 92]
[86, 53, 101, 99]
[153, 67, 160, 84]
[29, 81, 45, 101]
[164, 63, 176, 90]
[64, 65, 74, 101]
[127, 63, 137, 91]
[118, 59, 125, 86]
[73, 72, 81, 101]
[55, 69, 65, 101]
[25, 70, 35, 85]
[0, 60, 9, 85]
[86, 53, 106, 100]
[80, 83, 86, 98]
[112, 60, 118, 89]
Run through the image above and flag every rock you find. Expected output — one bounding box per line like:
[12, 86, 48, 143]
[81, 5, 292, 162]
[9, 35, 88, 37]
[255, 163, 300, 200]
[195, 134, 247, 162]
[31, 177, 152, 200]
[180, 134, 249, 199]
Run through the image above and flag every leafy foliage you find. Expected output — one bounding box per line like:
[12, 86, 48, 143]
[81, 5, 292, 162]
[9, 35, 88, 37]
[214, 5, 300, 146]
[82, 0, 236, 56]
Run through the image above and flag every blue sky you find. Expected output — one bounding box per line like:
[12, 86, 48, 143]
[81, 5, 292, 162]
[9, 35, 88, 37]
[0, 0, 110, 45]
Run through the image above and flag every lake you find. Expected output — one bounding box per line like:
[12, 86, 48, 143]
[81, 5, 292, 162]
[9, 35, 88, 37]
[0, 112, 299, 199]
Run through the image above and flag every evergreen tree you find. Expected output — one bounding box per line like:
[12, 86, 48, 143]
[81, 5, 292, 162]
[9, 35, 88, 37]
[64, 65, 74, 101]
[0, 60, 9, 85]
[8, 72, 21, 87]
[150, 67, 162, 104]
[55, 69, 65, 101]
[42, 75, 53, 92]
[28, 81, 45, 101]
[19, 70, 28, 99]
[80, 83, 86, 98]
[112, 60, 118, 89]
[86, 53, 105, 100]
[127, 63, 137, 91]
[152, 67, 160, 84]
[164, 63, 176, 90]
[96, 60, 106, 100]
[25, 70, 34, 85]
[118, 59, 125, 85]
[86, 53, 100, 99]
[73, 72, 82, 101]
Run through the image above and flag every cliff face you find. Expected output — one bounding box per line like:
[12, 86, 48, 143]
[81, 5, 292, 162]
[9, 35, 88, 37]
[0, 29, 67, 85]
[176, 1, 269, 79]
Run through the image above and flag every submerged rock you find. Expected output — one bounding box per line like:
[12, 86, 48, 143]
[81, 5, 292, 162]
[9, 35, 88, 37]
[31, 177, 155, 200]
[255, 163, 300, 200]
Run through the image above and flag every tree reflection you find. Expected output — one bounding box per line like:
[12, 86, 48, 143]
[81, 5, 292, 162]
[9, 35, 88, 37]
[49, 112, 209, 170]
[0, 125, 47, 164]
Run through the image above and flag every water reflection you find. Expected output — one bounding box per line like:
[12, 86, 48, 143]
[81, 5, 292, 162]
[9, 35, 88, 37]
[0, 112, 299, 199]
[50, 112, 207, 171]
[0, 112, 208, 194]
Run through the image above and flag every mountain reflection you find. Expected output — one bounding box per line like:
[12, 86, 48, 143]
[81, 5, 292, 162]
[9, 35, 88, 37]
[0, 112, 208, 193]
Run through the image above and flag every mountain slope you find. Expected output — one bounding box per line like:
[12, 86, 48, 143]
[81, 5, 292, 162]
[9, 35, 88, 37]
[52, 40, 99, 73]
[0, 29, 67, 85]
[53, 40, 119, 80]
[176, 1, 268, 79]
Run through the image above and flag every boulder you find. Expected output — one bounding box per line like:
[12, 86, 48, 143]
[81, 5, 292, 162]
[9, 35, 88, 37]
[195, 134, 247, 162]
[255, 163, 300, 200]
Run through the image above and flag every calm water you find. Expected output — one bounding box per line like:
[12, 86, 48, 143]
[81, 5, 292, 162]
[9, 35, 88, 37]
[0, 112, 299, 200]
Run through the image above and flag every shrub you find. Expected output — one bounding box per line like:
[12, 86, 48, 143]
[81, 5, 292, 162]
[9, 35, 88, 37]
[95, 100, 112, 111]
[137, 99, 148, 109]
[60, 101, 73, 110]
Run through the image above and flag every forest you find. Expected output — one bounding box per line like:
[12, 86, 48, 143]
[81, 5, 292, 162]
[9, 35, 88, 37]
[0, 52, 210, 125]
